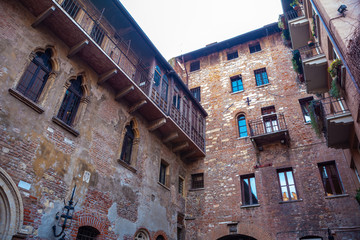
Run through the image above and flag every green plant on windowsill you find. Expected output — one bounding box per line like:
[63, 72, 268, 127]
[356, 188, 360, 205]
[309, 101, 322, 138]
[278, 16, 285, 30]
[290, 0, 300, 8]
[282, 29, 291, 41]
[291, 50, 303, 75]
[328, 59, 342, 98]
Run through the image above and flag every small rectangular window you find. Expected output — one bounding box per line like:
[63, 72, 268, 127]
[254, 68, 269, 86]
[231, 75, 244, 93]
[190, 61, 200, 72]
[241, 174, 258, 205]
[227, 51, 238, 60]
[178, 176, 184, 196]
[277, 168, 298, 201]
[299, 97, 314, 123]
[191, 173, 204, 189]
[190, 87, 201, 102]
[249, 42, 261, 53]
[159, 160, 169, 187]
[318, 161, 343, 196]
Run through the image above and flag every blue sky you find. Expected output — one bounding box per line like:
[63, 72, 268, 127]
[120, 0, 283, 60]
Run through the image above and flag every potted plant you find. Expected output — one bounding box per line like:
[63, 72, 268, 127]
[290, 0, 300, 9]
[292, 50, 304, 76]
[308, 39, 315, 47]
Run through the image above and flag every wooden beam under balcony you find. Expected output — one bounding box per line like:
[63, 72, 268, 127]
[182, 150, 196, 159]
[162, 132, 179, 143]
[31, 6, 56, 28]
[98, 69, 118, 85]
[68, 40, 89, 58]
[173, 142, 189, 152]
[128, 100, 147, 114]
[115, 85, 134, 100]
[148, 118, 166, 132]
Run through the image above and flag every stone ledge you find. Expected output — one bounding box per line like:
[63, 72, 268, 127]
[189, 187, 205, 192]
[256, 83, 271, 88]
[158, 181, 170, 191]
[240, 203, 260, 209]
[8, 88, 44, 114]
[117, 159, 137, 173]
[231, 90, 245, 95]
[51, 116, 79, 137]
[325, 194, 349, 199]
[279, 199, 303, 204]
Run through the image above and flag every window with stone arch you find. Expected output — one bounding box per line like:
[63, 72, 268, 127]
[76, 226, 100, 240]
[16, 48, 54, 102]
[119, 119, 140, 167]
[134, 229, 150, 240]
[57, 76, 83, 126]
[237, 114, 248, 138]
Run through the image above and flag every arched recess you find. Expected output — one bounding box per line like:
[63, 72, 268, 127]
[217, 234, 257, 240]
[0, 167, 27, 240]
[210, 223, 273, 240]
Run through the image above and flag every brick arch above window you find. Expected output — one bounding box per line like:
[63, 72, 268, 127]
[153, 230, 169, 240]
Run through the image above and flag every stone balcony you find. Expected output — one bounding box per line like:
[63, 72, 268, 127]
[248, 113, 290, 151]
[19, 0, 206, 159]
[299, 43, 329, 94]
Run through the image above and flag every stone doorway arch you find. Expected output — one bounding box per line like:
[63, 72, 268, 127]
[0, 167, 27, 239]
[217, 234, 257, 240]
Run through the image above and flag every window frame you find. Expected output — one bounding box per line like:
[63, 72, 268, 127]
[120, 121, 135, 164]
[240, 174, 258, 206]
[299, 97, 314, 123]
[190, 87, 201, 102]
[178, 176, 185, 196]
[231, 75, 244, 93]
[254, 68, 269, 86]
[191, 173, 204, 189]
[190, 61, 200, 72]
[227, 51, 239, 61]
[318, 161, 344, 196]
[249, 42, 261, 53]
[159, 160, 170, 188]
[237, 114, 248, 138]
[277, 168, 299, 201]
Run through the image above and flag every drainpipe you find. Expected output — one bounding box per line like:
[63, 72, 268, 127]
[309, 0, 360, 94]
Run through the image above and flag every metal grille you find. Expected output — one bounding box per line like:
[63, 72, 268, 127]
[190, 61, 200, 72]
[249, 42, 261, 53]
[190, 87, 201, 102]
[249, 113, 287, 137]
[61, 0, 80, 18]
[298, 42, 323, 61]
[191, 173, 204, 189]
[227, 51, 238, 60]
[76, 226, 100, 240]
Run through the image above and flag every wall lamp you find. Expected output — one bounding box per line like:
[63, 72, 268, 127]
[337, 5, 347, 16]
[52, 185, 77, 239]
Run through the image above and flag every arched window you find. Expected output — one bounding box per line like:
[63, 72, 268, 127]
[57, 76, 83, 126]
[76, 226, 100, 240]
[161, 75, 168, 100]
[156, 235, 165, 240]
[120, 121, 135, 164]
[238, 114, 248, 138]
[16, 49, 52, 102]
[154, 66, 161, 87]
[135, 229, 150, 240]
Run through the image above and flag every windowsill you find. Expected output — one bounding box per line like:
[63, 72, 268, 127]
[279, 199, 303, 204]
[230, 90, 244, 95]
[250, 50, 263, 54]
[240, 204, 260, 209]
[237, 136, 249, 140]
[256, 83, 271, 88]
[226, 58, 238, 62]
[304, 122, 311, 125]
[117, 159, 137, 173]
[8, 88, 45, 114]
[189, 69, 200, 73]
[325, 194, 349, 199]
[52, 116, 79, 137]
[157, 182, 170, 191]
[189, 188, 205, 192]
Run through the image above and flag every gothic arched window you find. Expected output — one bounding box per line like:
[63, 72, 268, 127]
[57, 76, 83, 126]
[120, 121, 135, 164]
[17, 49, 52, 102]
